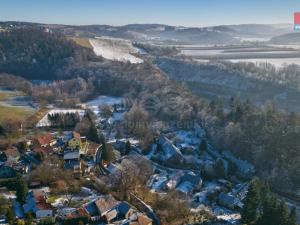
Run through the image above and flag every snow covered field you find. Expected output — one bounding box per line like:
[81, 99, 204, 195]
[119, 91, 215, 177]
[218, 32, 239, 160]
[89, 37, 143, 64]
[83, 95, 123, 115]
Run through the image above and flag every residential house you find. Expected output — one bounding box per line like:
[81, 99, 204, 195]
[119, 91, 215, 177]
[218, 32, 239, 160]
[64, 207, 90, 224]
[64, 150, 81, 174]
[218, 192, 240, 210]
[5, 147, 20, 164]
[118, 212, 152, 225]
[115, 202, 135, 220]
[153, 136, 185, 166]
[180, 171, 202, 189]
[23, 189, 53, 218]
[176, 181, 194, 196]
[38, 134, 56, 148]
[94, 195, 119, 216]
[134, 213, 153, 225]
[66, 132, 81, 150]
[223, 151, 255, 179]
[0, 165, 16, 179]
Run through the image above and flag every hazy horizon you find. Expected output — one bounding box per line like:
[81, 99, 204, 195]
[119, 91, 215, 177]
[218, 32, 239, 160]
[0, 0, 299, 27]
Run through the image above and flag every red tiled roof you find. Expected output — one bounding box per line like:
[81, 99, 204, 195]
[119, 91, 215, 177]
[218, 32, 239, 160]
[33, 190, 53, 211]
[38, 134, 54, 146]
[138, 214, 152, 225]
[37, 202, 53, 210]
[66, 207, 90, 219]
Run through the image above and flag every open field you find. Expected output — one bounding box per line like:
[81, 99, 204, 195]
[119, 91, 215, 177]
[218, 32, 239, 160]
[0, 92, 16, 101]
[0, 105, 34, 123]
[178, 44, 300, 67]
[70, 37, 93, 49]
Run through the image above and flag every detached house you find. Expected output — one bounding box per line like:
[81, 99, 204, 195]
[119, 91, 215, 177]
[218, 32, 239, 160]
[23, 189, 53, 218]
[38, 134, 56, 148]
[64, 150, 81, 176]
[66, 132, 81, 150]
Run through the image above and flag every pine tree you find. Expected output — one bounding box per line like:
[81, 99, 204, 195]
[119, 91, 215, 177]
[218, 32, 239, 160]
[199, 139, 207, 156]
[277, 201, 290, 225]
[125, 140, 131, 155]
[241, 179, 261, 224]
[289, 206, 298, 225]
[215, 158, 226, 178]
[6, 207, 14, 224]
[257, 196, 279, 225]
[101, 142, 115, 164]
[15, 175, 28, 205]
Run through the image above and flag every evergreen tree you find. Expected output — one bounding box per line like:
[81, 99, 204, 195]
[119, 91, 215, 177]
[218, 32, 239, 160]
[277, 201, 289, 225]
[199, 139, 207, 156]
[88, 121, 100, 143]
[125, 140, 131, 155]
[289, 206, 298, 225]
[257, 196, 279, 225]
[6, 207, 14, 224]
[15, 175, 28, 205]
[215, 158, 226, 178]
[241, 179, 261, 224]
[101, 142, 115, 164]
[156, 142, 163, 153]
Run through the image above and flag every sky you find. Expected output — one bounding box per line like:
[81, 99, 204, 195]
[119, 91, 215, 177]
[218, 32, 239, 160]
[0, 0, 299, 27]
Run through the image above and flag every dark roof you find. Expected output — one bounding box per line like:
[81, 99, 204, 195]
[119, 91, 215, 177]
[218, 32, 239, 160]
[115, 202, 132, 216]
[84, 202, 98, 216]
[180, 171, 201, 186]
[64, 159, 80, 170]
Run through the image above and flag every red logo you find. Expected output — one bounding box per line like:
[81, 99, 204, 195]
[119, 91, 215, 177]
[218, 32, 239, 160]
[295, 12, 300, 24]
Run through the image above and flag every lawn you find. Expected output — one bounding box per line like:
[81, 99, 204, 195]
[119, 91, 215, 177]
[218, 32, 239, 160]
[0, 105, 34, 124]
[0, 92, 16, 101]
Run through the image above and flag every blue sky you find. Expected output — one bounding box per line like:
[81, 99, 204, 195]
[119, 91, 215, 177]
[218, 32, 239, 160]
[0, 0, 299, 27]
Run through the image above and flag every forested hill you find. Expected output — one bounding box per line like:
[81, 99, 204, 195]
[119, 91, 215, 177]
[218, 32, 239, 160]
[0, 28, 94, 80]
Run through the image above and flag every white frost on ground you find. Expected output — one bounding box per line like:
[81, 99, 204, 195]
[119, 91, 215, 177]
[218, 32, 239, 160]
[90, 37, 144, 64]
[36, 109, 85, 127]
[83, 95, 123, 115]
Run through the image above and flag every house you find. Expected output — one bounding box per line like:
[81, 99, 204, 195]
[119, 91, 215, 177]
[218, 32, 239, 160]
[104, 209, 118, 223]
[218, 192, 240, 210]
[136, 213, 152, 225]
[223, 151, 255, 179]
[166, 172, 183, 190]
[121, 212, 152, 225]
[115, 202, 135, 220]
[153, 136, 185, 166]
[64, 207, 90, 223]
[5, 147, 20, 164]
[38, 134, 56, 148]
[0, 165, 16, 179]
[23, 189, 53, 218]
[66, 132, 81, 150]
[180, 171, 202, 189]
[176, 181, 194, 196]
[94, 195, 119, 216]
[64, 150, 81, 173]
